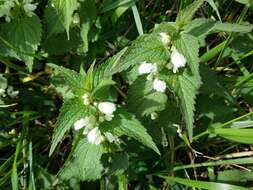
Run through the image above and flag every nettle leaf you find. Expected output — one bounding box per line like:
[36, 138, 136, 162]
[102, 108, 160, 154]
[48, 63, 86, 95]
[127, 76, 167, 118]
[165, 34, 201, 141]
[49, 97, 87, 156]
[44, 3, 65, 37]
[52, 0, 78, 39]
[60, 139, 103, 181]
[79, 0, 97, 53]
[94, 47, 128, 85]
[119, 33, 169, 73]
[176, 0, 205, 28]
[0, 15, 42, 72]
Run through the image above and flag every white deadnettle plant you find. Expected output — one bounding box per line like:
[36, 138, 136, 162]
[170, 47, 187, 73]
[138, 61, 157, 75]
[159, 32, 171, 45]
[23, 0, 38, 17]
[74, 99, 117, 145]
[153, 78, 166, 93]
[82, 94, 90, 105]
[87, 127, 103, 145]
[138, 62, 167, 93]
[98, 101, 116, 121]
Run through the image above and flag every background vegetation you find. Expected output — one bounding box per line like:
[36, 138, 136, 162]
[0, 0, 253, 189]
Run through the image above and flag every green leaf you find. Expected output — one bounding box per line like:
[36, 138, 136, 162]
[60, 139, 103, 181]
[79, 0, 97, 53]
[217, 169, 253, 182]
[44, 3, 65, 37]
[43, 28, 82, 55]
[176, 0, 205, 28]
[100, 0, 134, 13]
[94, 47, 128, 85]
[158, 175, 249, 190]
[0, 16, 42, 72]
[212, 128, 253, 144]
[119, 34, 168, 76]
[48, 63, 86, 95]
[166, 33, 201, 140]
[127, 76, 167, 118]
[185, 18, 253, 38]
[102, 108, 160, 154]
[49, 98, 87, 156]
[213, 22, 253, 33]
[11, 142, 21, 190]
[51, 0, 78, 39]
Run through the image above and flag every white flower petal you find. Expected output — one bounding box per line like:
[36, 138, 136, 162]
[98, 102, 116, 115]
[171, 48, 187, 73]
[87, 127, 102, 145]
[82, 94, 90, 105]
[153, 78, 166, 92]
[160, 32, 170, 45]
[138, 62, 157, 75]
[74, 117, 89, 130]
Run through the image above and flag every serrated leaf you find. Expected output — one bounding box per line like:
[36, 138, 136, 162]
[0, 15, 42, 72]
[52, 0, 78, 39]
[176, 0, 205, 28]
[60, 139, 103, 181]
[44, 3, 65, 37]
[118, 34, 169, 74]
[49, 98, 87, 156]
[48, 63, 86, 95]
[102, 108, 160, 154]
[165, 34, 201, 141]
[127, 76, 167, 117]
[94, 47, 127, 85]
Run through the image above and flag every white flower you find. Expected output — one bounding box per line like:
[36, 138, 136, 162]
[138, 62, 157, 75]
[160, 32, 170, 45]
[170, 48, 187, 73]
[87, 127, 103, 145]
[153, 78, 166, 92]
[82, 94, 90, 105]
[150, 112, 158, 120]
[74, 117, 90, 130]
[0, 89, 5, 97]
[98, 102, 116, 115]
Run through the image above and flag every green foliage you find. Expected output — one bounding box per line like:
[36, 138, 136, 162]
[1, 0, 253, 189]
[127, 76, 167, 117]
[49, 97, 87, 156]
[0, 15, 42, 71]
[51, 0, 78, 39]
[159, 175, 249, 190]
[102, 108, 160, 154]
[60, 139, 103, 181]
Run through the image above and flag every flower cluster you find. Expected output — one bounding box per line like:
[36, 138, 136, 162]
[73, 99, 118, 145]
[170, 46, 187, 73]
[0, 0, 37, 22]
[138, 61, 167, 93]
[160, 32, 187, 73]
